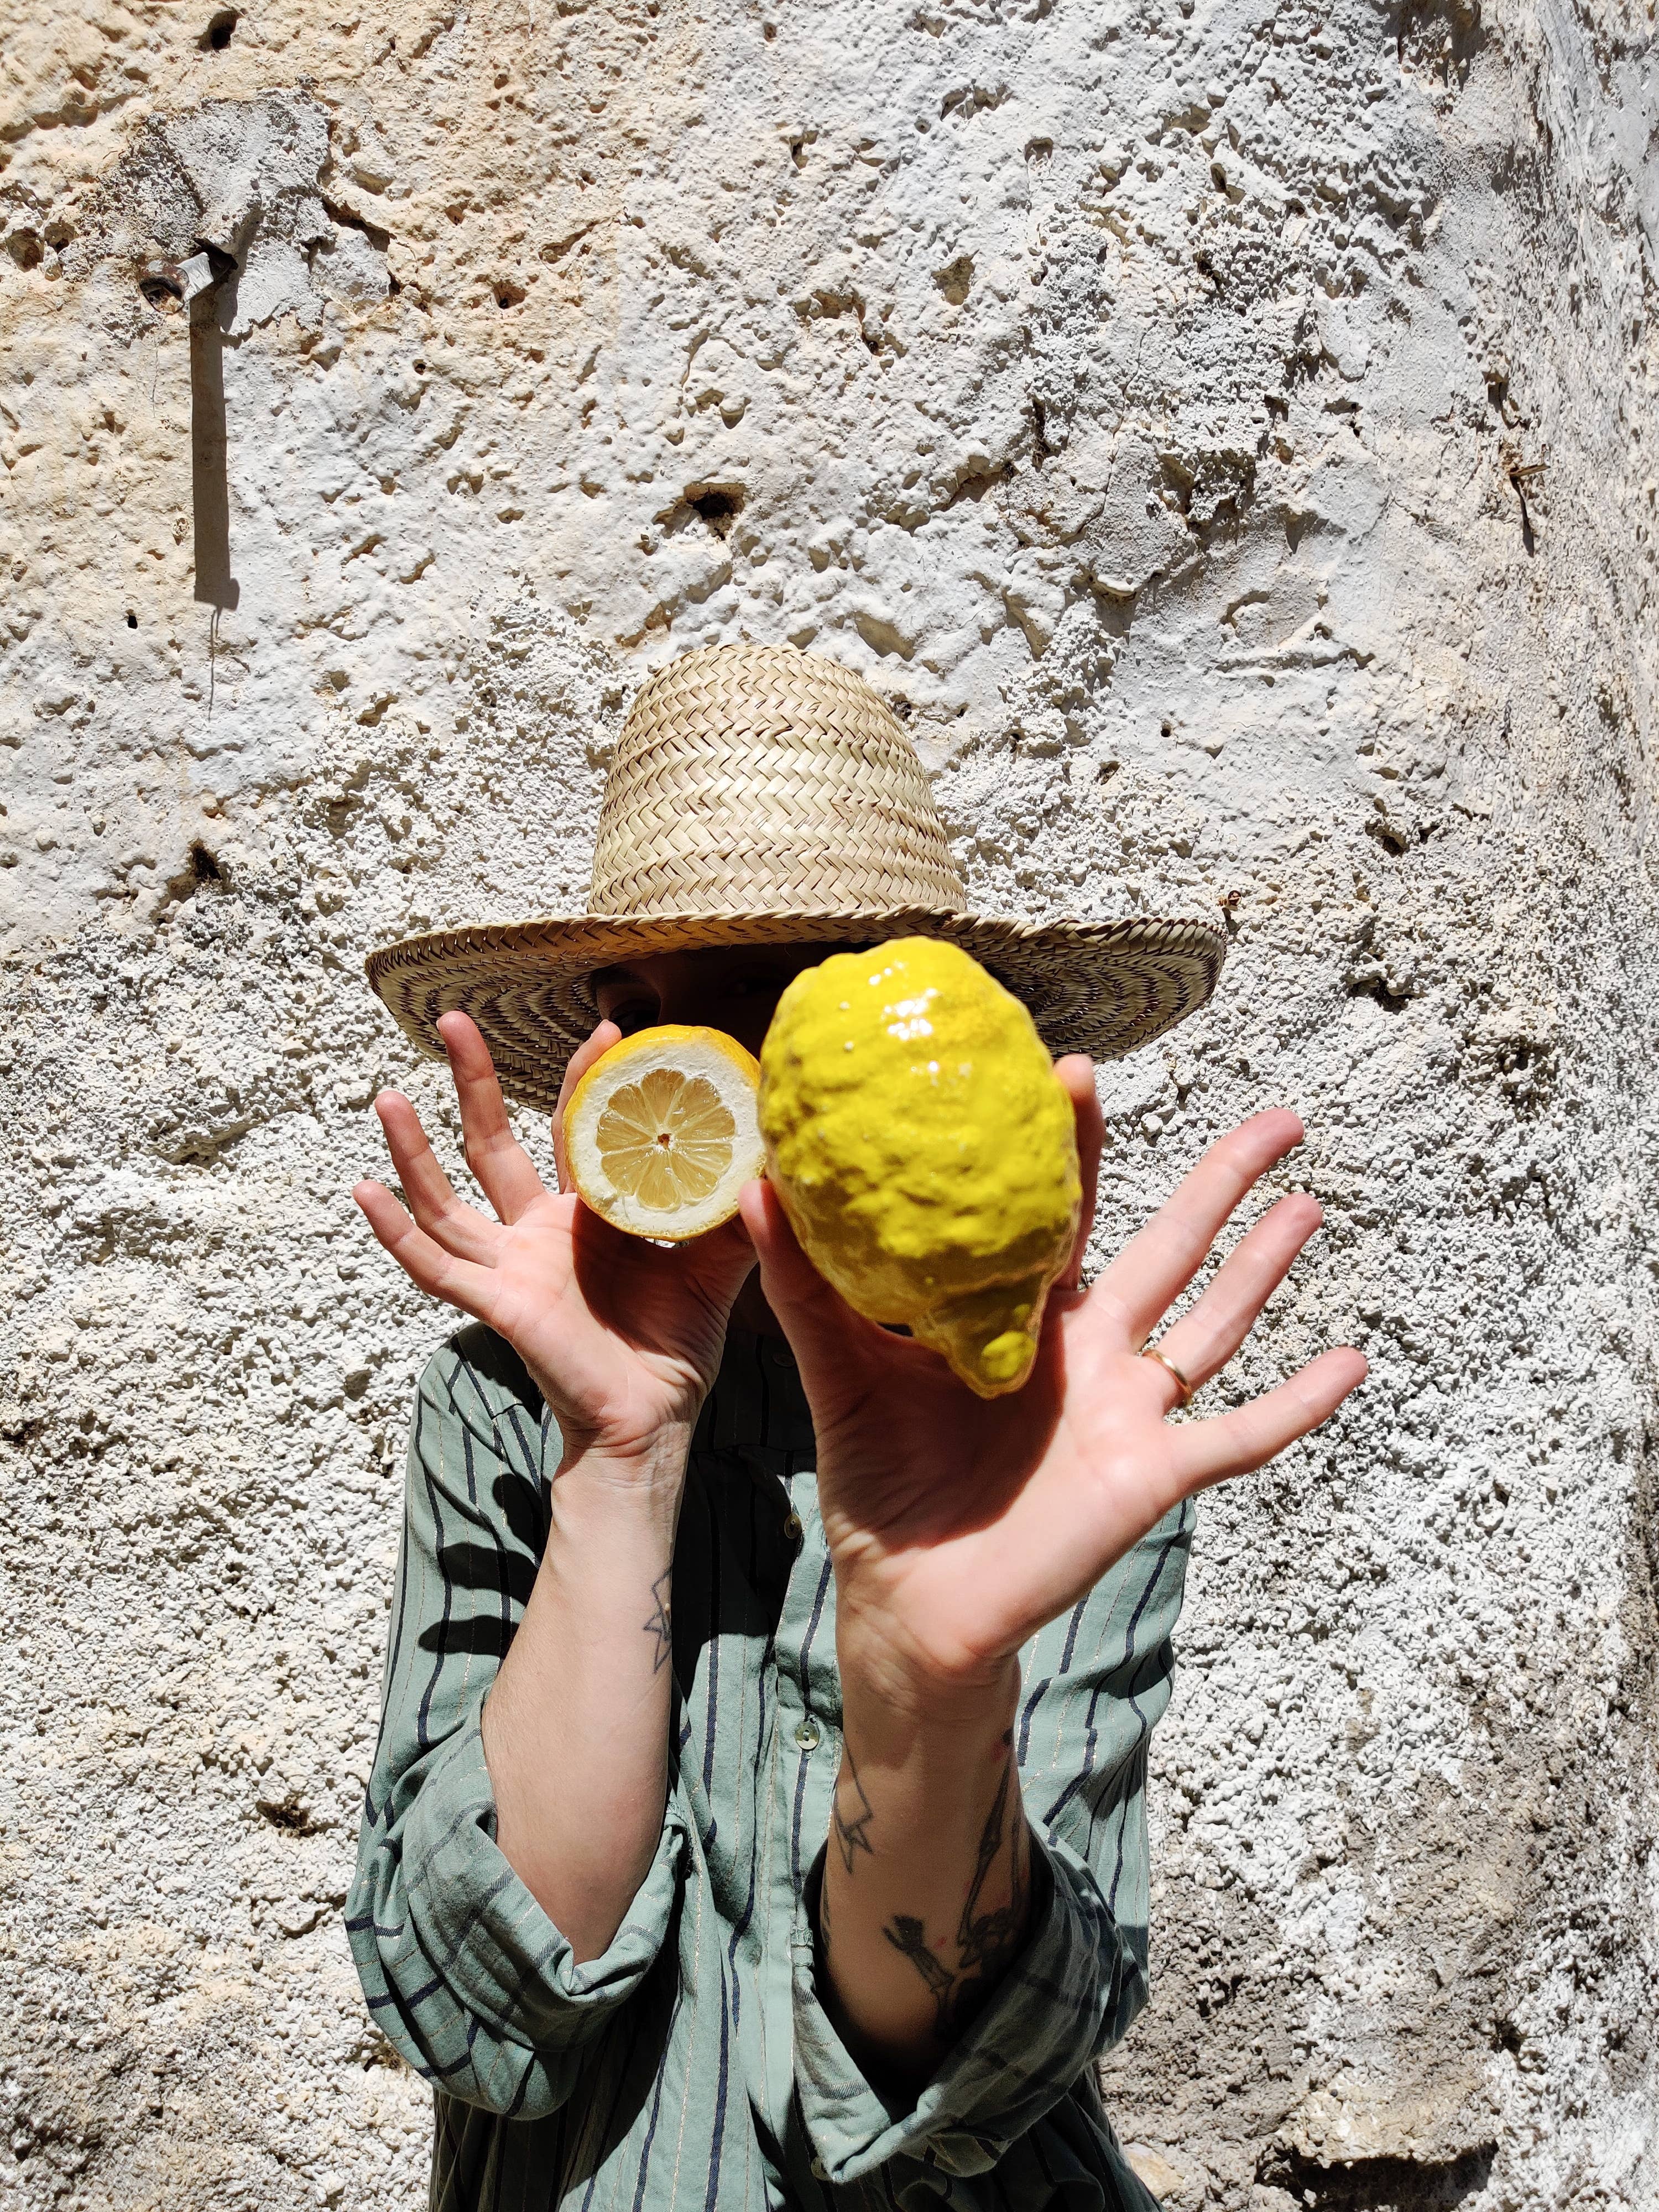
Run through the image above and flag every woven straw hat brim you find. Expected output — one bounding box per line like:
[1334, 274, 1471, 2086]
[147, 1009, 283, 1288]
[366, 907, 1226, 1118]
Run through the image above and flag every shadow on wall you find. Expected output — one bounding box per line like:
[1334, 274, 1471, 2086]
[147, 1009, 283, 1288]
[190, 288, 238, 612]
[1256, 2142, 1497, 2211]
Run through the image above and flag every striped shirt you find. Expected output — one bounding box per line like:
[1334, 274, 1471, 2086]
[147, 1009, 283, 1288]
[347, 1322, 1192, 2211]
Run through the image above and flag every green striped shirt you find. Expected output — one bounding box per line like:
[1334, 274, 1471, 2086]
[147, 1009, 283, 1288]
[348, 1323, 1192, 2211]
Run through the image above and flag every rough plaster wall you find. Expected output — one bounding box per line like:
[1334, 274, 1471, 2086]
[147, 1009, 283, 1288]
[2, 2, 1656, 2208]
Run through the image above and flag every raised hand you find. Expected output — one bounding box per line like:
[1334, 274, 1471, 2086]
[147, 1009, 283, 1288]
[740, 1075, 1366, 1692]
[354, 1011, 756, 1464]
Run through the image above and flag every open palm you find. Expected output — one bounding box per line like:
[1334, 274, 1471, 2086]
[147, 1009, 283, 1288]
[740, 1071, 1365, 1689]
[354, 1012, 756, 1462]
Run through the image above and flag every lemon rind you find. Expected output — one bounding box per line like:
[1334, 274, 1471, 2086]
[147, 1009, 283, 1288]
[567, 1026, 764, 1242]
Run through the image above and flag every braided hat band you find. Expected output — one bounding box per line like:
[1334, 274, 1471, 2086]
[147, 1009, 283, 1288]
[365, 643, 1227, 1117]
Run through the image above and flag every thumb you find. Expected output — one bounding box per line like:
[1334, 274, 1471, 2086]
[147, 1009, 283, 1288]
[737, 1181, 887, 1369]
[681, 1209, 760, 1309]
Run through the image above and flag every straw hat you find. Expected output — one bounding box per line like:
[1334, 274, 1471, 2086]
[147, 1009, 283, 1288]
[367, 643, 1226, 1115]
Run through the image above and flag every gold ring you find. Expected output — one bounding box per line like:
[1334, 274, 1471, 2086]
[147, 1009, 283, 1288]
[1140, 1343, 1194, 1406]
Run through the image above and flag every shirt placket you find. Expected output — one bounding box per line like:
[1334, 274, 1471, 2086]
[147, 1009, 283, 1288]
[766, 1465, 843, 2171]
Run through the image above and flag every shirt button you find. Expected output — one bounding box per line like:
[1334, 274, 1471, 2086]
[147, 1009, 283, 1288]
[794, 1716, 821, 1751]
[782, 1511, 802, 1541]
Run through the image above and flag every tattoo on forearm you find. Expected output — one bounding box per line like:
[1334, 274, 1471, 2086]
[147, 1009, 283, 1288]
[956, 1739, 1025, 1974]
[832, 1745, 875, 1875]
[641, 1569, 672, 1673]
[882, 1914, 956, 2010]
[880, 1731, 1030, 2038]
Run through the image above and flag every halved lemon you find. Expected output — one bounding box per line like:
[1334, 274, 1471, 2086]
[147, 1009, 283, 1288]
[565, 1026, 765, 1241]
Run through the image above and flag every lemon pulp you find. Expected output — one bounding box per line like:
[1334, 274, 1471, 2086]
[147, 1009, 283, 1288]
[566, 1027, 763, 1241]
[597, 1068, 737, 1211]
[758, 937, 1081, 1396]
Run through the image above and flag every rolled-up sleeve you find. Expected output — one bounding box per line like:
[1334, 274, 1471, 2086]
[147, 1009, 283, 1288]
[345, 1327, 686, 2119]
[790, 1499, 1193, 2186]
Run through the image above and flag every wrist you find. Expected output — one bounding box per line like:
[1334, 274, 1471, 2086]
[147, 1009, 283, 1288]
[549, 1429, 692, 1535]
[554, 1420, 693, 1490]
[536, 1438, 686, 1618]
[521, 1347, 707, 1480]
[837, 1631, 1020, 1746]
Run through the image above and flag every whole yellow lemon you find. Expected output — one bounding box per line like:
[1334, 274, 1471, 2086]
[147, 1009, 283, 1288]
[758, 937, 1082, 1396]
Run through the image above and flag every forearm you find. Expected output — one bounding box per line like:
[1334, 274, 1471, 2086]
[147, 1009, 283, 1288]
[817, 1647, 1032, 2090]
[481, 1430, 687, 1962]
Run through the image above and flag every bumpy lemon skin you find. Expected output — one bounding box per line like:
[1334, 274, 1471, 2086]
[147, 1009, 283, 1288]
[758, 938, 1082, 1396]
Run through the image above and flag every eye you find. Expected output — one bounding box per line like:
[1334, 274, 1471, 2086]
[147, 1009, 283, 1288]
[602, 994, 659, 1036]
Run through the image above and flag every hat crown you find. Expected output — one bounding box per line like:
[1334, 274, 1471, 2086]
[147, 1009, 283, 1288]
[587, 643, 968, 919]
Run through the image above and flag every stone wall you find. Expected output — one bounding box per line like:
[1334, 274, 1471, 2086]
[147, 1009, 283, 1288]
[2, 2, 1655, 2206]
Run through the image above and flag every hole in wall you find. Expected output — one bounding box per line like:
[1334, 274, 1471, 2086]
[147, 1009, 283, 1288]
[684, 485, 744, 538]
[1364, 815, 1415, 857]
[539, 223, 597, 266]
[189, 841, 225, 887]
[321, 197, 392, 254]
[933, 253, 974, 305]
[201, 9, 238, 48]
[943, 462, 1005, 509]
[197, 241, 239, 286]
[1347, 973, 1412, 1014]
[255, 1793, 321, 1834]
[126, 612, 138, 628]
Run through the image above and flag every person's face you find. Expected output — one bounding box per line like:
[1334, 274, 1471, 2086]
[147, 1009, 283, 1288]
[589, 943, 848, 1057]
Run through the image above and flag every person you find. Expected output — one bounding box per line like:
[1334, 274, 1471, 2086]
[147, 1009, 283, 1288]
[345, 644, 1365, 2211]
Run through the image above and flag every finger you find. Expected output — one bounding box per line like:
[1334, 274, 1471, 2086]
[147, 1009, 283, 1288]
[437, 1010, 548, 1223]
[737, 1180, 849, 1329]
[353, 1180, 500, 1316]
[552, 1020, 623, 1194]
[374, 1090, 503, 1265]
[737, 1181, 895, 1369]
[1091, 1108, 1307, 1346]
[1055, 1056, 1102, 1290]
[1170, 1346, 1367, 1489]
[670, 1211, 760, 1316]
[1152, 1192, 1324, 1389]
